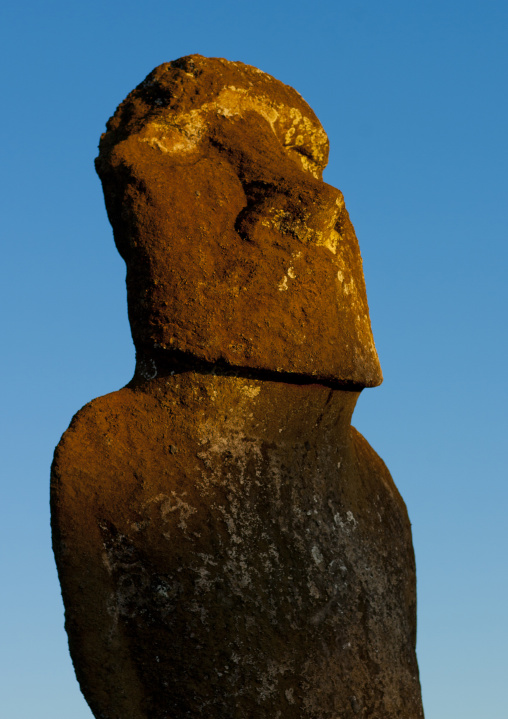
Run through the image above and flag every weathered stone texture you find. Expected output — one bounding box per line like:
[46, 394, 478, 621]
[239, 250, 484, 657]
[51, 55, 424, 719]
[95, 55, 382, 387]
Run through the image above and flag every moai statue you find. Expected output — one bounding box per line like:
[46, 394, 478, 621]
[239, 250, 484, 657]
[51, 55, 424, 719]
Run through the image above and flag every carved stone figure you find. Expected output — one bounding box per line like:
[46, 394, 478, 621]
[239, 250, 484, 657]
[51, 55, 424, 718]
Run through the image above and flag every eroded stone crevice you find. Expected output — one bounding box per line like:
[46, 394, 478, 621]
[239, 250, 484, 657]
[133, 347, 367, 391]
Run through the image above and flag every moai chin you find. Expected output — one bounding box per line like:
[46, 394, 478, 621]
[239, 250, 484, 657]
[51, 55, 424, 719]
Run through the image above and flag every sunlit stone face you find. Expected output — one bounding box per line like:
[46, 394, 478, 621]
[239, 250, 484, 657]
[96, 55, 382, 387]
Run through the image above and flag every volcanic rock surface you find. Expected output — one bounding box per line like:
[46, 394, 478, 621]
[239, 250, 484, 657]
[51, 55, 424, 719]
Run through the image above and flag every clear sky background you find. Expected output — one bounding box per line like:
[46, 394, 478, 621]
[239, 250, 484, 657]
[1, 1, 506, 717]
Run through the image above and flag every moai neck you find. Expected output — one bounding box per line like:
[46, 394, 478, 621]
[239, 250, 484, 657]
[130, 349, 360, 451]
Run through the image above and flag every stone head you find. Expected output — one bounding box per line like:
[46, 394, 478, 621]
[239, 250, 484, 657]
[96, 55, 382, 387]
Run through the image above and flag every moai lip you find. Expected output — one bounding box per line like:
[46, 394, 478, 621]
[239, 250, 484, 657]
[51, 56, 424, 719]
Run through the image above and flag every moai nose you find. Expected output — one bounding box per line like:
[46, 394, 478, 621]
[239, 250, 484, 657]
[236, 173, 345, 254]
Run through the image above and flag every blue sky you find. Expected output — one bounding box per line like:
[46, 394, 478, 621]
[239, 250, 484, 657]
[1, 1, 507, 717]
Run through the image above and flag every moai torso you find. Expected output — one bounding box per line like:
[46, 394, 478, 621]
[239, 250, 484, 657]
[51, 55, 424, 719]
